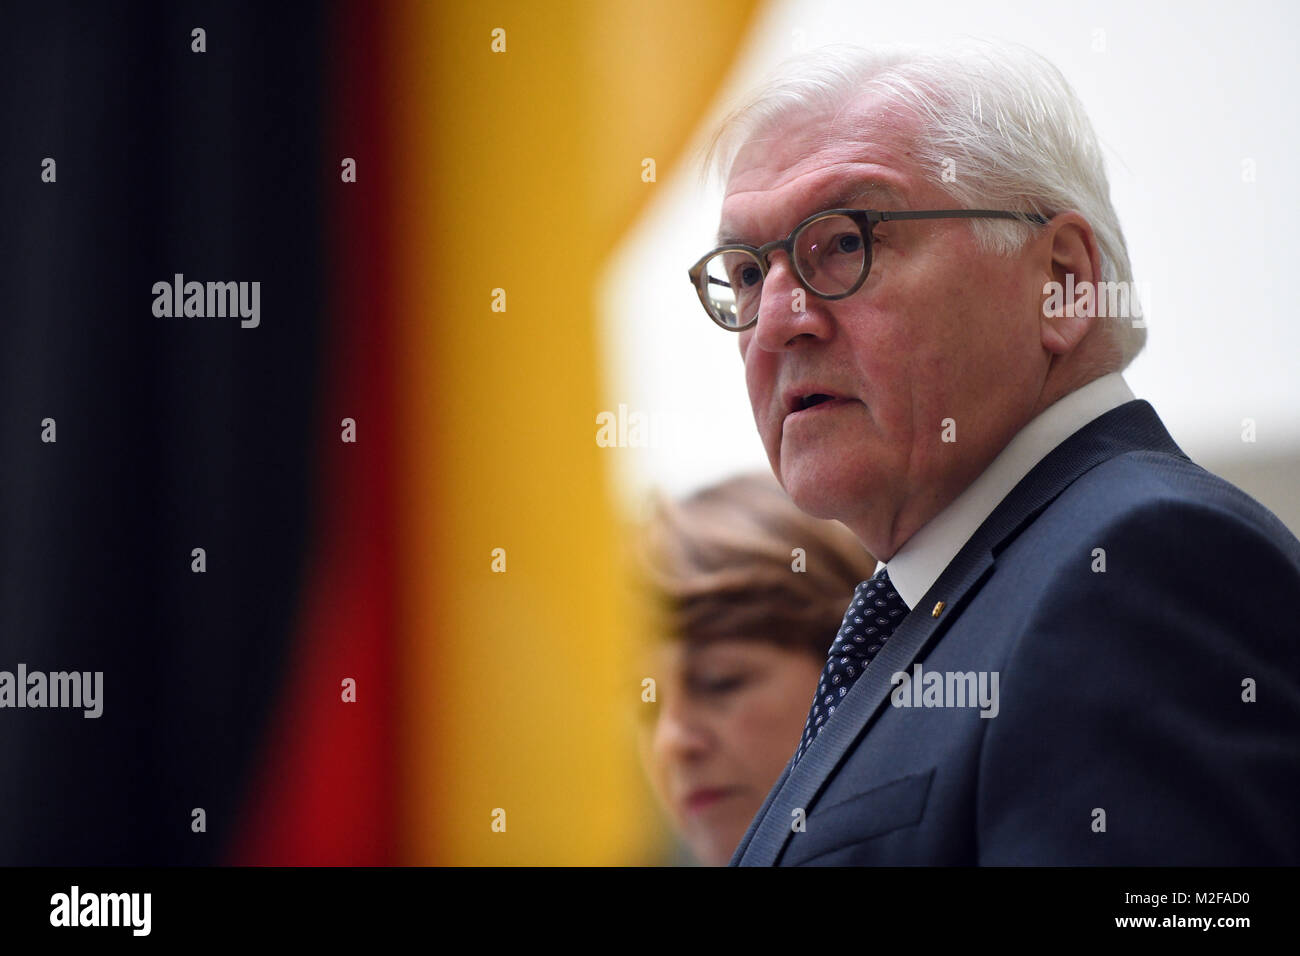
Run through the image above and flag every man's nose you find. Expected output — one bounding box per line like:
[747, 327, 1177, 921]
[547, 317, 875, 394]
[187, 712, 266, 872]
[751, 252, 828, 350]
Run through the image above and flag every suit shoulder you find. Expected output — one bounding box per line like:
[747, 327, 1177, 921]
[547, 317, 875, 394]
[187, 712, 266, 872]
[1041, 448, 1300, 569]
[976, 453, 1300, 863]
[993, 447, 1300, 656]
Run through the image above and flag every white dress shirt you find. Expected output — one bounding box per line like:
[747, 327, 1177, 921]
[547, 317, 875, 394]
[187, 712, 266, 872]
[878, 372, 1137, 610]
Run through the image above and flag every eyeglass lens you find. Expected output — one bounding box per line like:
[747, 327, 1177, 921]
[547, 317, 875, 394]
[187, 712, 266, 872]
[697, 213, 868, 328]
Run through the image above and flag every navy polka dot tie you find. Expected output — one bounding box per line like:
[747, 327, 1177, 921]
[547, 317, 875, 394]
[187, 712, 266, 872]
[794, 567, 909, 763]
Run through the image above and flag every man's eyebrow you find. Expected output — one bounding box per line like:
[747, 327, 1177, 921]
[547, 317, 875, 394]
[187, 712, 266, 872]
[715, 180, 906, 246]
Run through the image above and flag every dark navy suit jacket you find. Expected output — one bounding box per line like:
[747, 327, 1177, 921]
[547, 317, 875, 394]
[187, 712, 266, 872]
[731, 399, 1300, 865]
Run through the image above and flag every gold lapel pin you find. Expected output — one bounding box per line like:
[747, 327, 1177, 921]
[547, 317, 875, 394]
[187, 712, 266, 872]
[931, 601, 945, 618]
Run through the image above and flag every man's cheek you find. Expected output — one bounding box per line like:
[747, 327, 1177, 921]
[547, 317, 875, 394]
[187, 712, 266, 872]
[743, 370, 766, 421]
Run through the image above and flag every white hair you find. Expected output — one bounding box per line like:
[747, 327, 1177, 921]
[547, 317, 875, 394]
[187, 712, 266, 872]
[703, 39, 1144, 368]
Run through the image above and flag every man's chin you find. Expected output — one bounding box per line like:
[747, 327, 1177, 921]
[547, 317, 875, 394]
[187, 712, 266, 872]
[779, 467, 845, 521]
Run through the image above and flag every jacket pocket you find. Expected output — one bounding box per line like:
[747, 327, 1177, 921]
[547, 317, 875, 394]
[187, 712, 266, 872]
[781, 767, 935, 865]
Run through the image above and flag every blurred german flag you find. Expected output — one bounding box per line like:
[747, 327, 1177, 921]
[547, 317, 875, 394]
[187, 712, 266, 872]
[228, 0, 760, 865]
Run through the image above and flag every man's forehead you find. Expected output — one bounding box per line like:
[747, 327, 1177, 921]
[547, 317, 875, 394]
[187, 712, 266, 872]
[715, 92, 921, 245]
[716, 177, 907, 246]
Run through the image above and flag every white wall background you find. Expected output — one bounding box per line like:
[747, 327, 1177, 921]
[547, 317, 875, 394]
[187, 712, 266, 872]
[598, 0, 1300, 525]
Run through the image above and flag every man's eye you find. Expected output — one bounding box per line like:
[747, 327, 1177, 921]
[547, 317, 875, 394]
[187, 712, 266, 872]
[727, 266, 762, 290]
[833, 233, 862, 254]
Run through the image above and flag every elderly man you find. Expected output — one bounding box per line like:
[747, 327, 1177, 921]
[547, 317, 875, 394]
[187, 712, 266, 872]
[687, 41, 1300, 866]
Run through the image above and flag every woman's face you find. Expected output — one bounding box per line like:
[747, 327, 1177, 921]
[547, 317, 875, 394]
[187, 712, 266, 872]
[639, 637, 824, 865]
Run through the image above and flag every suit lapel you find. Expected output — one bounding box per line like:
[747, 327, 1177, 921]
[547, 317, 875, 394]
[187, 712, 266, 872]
[737, 400, 1186, 865]
[742, 546, 994, 865]
[729, 757, 792, 865]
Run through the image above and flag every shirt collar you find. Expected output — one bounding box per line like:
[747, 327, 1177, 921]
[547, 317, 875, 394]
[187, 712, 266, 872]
[877, 372, 1136, 610]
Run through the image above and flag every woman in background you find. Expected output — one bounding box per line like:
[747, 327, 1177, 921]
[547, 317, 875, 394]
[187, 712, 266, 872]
[634, 471, 877, 865]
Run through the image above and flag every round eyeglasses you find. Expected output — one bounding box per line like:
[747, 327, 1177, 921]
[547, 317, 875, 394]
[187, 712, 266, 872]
[688, 207, 1049, 331]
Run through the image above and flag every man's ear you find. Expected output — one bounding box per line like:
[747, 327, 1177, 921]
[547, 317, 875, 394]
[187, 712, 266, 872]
[1038, 212, 1102, 355]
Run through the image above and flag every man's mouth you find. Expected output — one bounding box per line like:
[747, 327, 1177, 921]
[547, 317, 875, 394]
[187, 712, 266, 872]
[786, 395, 854, 421]
[782, 385, 856, 419]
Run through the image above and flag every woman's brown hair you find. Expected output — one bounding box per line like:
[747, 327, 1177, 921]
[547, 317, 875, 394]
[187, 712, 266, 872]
[634, 471, 877, 661]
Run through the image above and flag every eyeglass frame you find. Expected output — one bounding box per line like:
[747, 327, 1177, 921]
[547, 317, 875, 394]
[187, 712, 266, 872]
[687, 206, 1051, 332]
